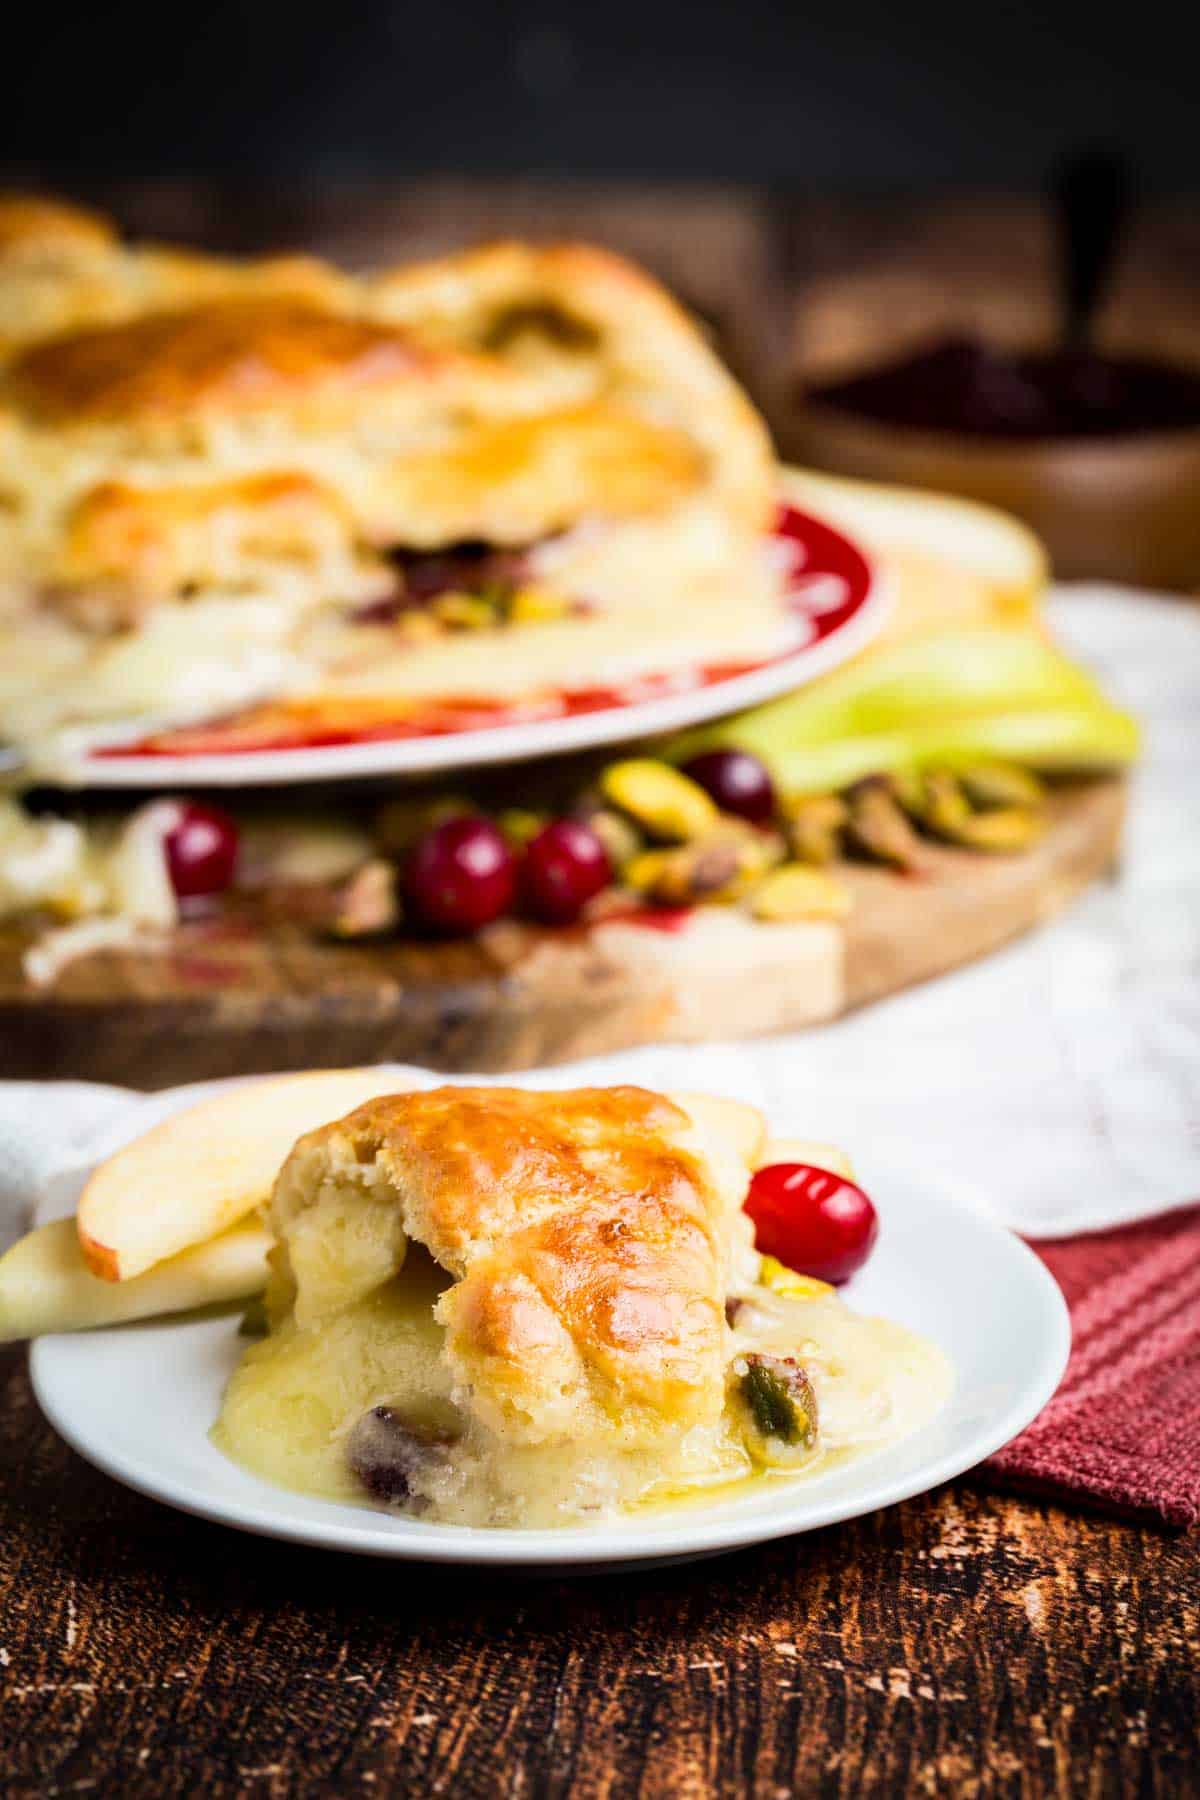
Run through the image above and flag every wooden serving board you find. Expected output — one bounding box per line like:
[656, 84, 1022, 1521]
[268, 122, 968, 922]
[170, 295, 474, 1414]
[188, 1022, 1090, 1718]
[0, 780, 1124, 1089]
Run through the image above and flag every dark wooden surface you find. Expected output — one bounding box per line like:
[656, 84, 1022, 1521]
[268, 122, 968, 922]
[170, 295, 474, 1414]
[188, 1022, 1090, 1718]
[2, 1342, 1196, 1798]
[1, 180, 1196, 1794]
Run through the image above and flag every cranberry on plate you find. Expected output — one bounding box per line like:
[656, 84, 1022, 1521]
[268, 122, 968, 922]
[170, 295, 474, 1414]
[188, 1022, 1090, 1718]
[681, 750, 776, 824]
[745, 1162, 879, 1285]
[164, 802, 240, 901]
[522, 819, 612, 924]
[405, 816, 517, 934]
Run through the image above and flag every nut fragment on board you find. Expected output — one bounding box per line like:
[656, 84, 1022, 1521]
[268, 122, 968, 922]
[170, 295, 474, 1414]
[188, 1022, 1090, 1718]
[326, 860, 401, 939]
[573, 805, 643, 872]
[749, 864, 852, 922]
[957, 761, 1046, 811]
[781, 793, 849, 865]
[600, 759, 719, 843]
[624, 823, 778, 905]
[844, 777, 925, 870]
[917, 772, 1046, 853]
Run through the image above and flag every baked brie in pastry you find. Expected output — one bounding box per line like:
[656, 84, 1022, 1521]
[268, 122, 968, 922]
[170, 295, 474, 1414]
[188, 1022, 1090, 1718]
[0, 197, 791, 772]
[212, 1083, 950, 1527]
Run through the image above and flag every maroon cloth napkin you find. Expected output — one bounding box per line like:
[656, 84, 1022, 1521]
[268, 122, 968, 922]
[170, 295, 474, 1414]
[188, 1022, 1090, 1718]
[983, 1204, 1200, 1528]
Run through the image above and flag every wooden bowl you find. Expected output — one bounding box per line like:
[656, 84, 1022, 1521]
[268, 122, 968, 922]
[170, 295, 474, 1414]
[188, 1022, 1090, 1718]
[789, 403, 1200, 590]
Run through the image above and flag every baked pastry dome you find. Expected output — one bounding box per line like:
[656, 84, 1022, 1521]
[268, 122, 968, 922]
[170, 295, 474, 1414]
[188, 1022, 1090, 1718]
[212, 1081, 951, 1527]
[0, 204, 787, 767]
[215, 1083, 766, 1524]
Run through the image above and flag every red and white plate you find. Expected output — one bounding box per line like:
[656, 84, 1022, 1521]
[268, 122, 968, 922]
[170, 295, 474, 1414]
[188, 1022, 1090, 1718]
[75, 505, 888, 788]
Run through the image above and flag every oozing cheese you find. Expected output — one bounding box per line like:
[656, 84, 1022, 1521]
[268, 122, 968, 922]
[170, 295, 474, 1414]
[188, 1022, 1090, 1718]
[0, 504, 797, 773]
[213, 1238, 951, 1527]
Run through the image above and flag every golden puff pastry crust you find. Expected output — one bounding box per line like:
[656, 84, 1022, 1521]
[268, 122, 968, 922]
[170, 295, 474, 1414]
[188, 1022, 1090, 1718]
[0, 194, 350, 361]
[8, 298, 438, 425]
[0, 194, 117, 259]
[0, 206, 786, 763]
[267, 1085, 755, 1451]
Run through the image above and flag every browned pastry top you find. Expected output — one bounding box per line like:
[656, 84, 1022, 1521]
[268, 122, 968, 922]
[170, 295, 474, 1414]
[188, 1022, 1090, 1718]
[271, 1084, 753, 1443]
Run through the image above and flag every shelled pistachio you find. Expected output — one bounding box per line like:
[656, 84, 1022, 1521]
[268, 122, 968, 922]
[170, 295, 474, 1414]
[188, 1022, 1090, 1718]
[600, 758, 719, 843]
[749, 864, 852, 922]
[728, 1353, 819, 1466]
[570, 804, 644, 872]
[943, 804, 1047, 852]
[430, 592, 500, 631]
[326, 860, 401, 939]
[844, 776, 925, 870]
[957, 761, 1046, 810]
[781, 792, 849, 865]
[916, 771, 1045, 853]
[624, 823, 780, 906]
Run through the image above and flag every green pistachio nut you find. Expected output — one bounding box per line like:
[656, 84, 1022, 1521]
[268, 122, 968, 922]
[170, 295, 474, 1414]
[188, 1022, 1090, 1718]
[749, 864, 852, 922]
[957, 761, 1047, 810]
[431, 592, 500, 631]
[844, 777, 925, 870]
[574, 806, 644, 871]
[781, 792, 849, 865]
[728, 1353, 819, 1467]
[601, 758, 720, 843]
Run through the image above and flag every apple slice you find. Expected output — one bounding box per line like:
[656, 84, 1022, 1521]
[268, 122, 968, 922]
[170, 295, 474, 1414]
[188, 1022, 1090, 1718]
[0, 1216, 270, 1342]
[673, 1092, 768, 1170]
[781, 464, 1047, 631]
[78, 1068, 428, 1282]
[756, 1137, 854, 1179]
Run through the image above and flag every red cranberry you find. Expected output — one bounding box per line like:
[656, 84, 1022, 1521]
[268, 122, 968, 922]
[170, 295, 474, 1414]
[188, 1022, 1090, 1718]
[682, 750, 776, 823]
[745, 1163, 879, 1285]
[405, 816, 516, 933]
[164, 802, 239, 900]
[522, 819, 612, 924]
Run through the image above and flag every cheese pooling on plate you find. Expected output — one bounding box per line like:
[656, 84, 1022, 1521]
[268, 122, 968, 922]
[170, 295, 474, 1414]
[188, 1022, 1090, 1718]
[212, 1084, 951, 1527]
[0, 196, 793, 772]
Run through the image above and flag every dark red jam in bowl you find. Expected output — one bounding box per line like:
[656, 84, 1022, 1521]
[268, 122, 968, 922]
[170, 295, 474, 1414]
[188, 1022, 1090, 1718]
[807, 337, 1200, 442]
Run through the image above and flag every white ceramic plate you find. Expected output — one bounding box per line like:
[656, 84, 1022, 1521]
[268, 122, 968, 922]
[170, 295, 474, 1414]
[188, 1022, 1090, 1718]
[68, 506, 888, 787]
[30, 1147, 1068, 1569]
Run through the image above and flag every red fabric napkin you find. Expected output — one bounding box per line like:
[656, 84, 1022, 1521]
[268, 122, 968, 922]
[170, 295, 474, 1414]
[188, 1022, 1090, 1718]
[983, 1204, 1200, 1528]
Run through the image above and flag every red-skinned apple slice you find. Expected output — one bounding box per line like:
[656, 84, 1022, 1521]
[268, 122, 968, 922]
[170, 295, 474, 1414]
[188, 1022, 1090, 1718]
[77, 1068, 427, 1282]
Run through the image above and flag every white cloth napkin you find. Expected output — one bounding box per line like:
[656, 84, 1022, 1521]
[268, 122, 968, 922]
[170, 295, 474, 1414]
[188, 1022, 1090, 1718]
[1, 586, 1196, 1250]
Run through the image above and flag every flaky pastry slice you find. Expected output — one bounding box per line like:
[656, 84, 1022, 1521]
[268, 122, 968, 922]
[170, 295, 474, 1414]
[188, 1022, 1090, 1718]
[0, 206, 786, 768]
[215, 1084, 769, 1525]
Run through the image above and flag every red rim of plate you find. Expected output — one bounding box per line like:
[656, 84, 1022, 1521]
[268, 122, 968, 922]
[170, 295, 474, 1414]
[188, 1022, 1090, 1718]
[70, 503, 887, 787]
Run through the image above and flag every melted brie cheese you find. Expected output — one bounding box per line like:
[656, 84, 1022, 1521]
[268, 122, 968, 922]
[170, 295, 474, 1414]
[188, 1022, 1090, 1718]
[0, 503, 796, 775]
[213, 1245, 950, 1527]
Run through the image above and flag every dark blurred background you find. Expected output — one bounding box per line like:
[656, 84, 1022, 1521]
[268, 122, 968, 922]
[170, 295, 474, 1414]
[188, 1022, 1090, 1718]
[6, 0, 1199, 585]
[4, 0, 1197, 192]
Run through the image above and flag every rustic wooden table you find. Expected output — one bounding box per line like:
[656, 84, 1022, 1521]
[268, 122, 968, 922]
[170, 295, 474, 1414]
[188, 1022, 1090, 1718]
[3, 1339, 1197, 1798]
[1, 179, 1197, 1795]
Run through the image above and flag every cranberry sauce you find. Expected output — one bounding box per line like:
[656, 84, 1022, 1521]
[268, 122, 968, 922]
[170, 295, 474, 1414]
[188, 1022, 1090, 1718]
[807, 337, 1200, 441]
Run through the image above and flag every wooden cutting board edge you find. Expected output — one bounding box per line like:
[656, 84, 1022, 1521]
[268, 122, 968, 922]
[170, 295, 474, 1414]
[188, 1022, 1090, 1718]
[0, 778, 1126, 1089]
